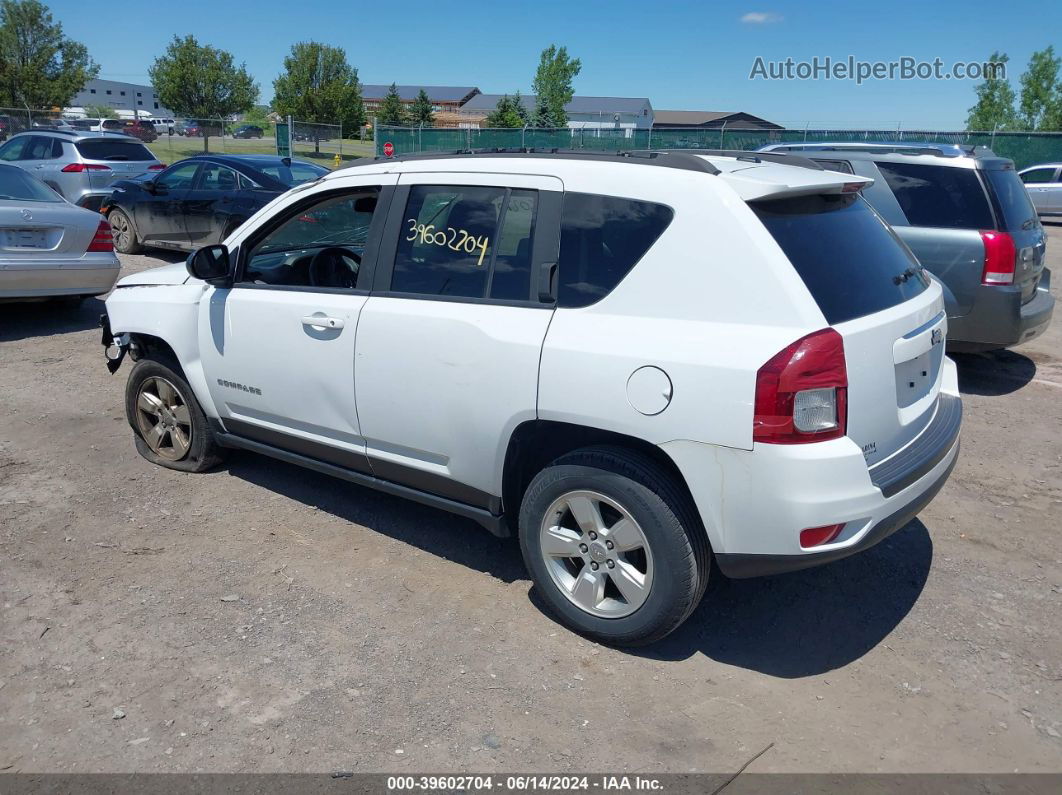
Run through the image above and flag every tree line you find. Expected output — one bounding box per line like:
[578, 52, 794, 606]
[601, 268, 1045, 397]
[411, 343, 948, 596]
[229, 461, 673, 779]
[967, 47, 1062, 131]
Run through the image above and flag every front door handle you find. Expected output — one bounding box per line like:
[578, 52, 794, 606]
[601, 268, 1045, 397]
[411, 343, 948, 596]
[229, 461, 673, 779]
[301, 314, 344, 329]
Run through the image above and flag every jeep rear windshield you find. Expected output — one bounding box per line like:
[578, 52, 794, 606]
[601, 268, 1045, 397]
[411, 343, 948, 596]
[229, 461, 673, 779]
[984, 167, 1040, 231]
[74, 140, 155, 162]
[751, 193, 929, 325]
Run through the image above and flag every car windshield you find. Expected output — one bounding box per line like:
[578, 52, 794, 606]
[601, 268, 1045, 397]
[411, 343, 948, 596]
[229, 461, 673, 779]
[984, 167, 1040, 232]
[0, 165, 61, 202]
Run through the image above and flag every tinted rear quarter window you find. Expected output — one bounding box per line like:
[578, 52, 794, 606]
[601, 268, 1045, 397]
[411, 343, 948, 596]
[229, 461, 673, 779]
[75, 140, 155, 162]
[984, 167, 1040, 232]
[752, 194, 929, 325]
[558, 193, 673, 308]
[875, 160, 994, 229]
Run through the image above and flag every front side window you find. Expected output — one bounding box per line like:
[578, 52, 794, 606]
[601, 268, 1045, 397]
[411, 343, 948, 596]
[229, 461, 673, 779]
[0, 137, 28, 161]
[243, 189, 379, 289]
[390, 185, 538, 300]
[874, 160, 994, 229]
[197, 163, 238, 191]
[557, 193, 673, 308]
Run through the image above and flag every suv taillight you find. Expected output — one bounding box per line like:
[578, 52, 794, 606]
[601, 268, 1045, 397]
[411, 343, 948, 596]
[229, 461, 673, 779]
[980, 230, 1016, 285]
[61, 163, 111, 173]
[87, 219, 113, 252]
[753, 329, 848, 444]
[148, 163, 166, 170]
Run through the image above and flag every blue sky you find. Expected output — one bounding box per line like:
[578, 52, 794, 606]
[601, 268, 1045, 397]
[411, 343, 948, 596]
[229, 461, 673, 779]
[49, 0, 1061, 128]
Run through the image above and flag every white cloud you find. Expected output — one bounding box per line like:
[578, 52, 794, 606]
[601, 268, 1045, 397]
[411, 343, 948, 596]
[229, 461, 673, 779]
[741, 12, 783, 24]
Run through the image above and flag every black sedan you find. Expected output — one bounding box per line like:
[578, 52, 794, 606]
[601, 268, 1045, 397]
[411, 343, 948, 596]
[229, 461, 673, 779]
[233, 124, 265, 139]
[102, 155, 328, 254]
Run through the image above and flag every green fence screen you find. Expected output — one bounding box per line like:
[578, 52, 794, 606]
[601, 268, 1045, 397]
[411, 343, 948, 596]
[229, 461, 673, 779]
[374, 126, 1062, 171]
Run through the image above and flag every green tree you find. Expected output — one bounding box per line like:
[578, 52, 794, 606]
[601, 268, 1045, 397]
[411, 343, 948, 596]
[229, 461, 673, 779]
[484, 93, 529, 128]
[0, 0, 98, 109]
[409, 89, 435, 126]
[84, 103, 115, 119]
[531, 44, 581, 128]
[149, 34, 257, 152]
[376, 82, 407, 126]
[1018, 46, 1062, 130]
[966, 51, 1017, 131]
[272, 41, 366, 151]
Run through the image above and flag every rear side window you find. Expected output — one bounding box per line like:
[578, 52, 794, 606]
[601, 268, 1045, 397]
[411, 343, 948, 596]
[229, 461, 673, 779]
[875, 161, 994, 229]
[75, 140, 155, 162]
[752, 194, 929, 325]
[557, 193, 673, 308]
[391, 185, 539, 300]
[984, 168, 1040, 232]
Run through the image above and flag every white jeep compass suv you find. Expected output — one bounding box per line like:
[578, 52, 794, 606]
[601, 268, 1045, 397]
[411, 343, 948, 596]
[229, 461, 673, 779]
[101, 149, 962, 645]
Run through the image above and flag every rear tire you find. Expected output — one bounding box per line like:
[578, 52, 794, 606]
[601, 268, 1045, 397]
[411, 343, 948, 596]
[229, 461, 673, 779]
[125, 357, 223, 473]
[518, 446, 710, 646]
[109, 209, 142, 254]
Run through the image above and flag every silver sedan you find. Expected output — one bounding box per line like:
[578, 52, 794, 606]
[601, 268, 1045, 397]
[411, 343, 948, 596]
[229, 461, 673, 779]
[0, 163, 120, 300]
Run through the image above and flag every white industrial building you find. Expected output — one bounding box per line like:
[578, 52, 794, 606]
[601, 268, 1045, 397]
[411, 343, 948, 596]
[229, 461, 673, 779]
[67, 79, 175, 118]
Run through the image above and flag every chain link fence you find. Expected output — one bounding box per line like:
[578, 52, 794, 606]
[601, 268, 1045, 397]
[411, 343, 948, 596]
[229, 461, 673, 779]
[373, 124, 1062, 171]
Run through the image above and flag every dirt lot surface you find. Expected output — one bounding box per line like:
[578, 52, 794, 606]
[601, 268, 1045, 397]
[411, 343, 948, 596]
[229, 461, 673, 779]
[2, 232, 1061, 776]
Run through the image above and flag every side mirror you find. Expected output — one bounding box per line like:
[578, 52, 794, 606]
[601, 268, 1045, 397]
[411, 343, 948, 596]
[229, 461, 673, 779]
[187, 244, 231, 284]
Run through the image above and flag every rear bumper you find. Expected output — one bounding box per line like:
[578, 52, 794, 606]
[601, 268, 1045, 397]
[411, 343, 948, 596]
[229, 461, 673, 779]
[0, 257, 120, 298]
[662, 367, 962, 579]
[948, 268, 1054, 350]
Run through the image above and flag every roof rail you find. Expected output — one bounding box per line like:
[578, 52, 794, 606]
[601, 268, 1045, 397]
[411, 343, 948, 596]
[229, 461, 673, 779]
[341, 147, 722, 175]
[636, 148, 826, 171]
[761, 141, 996, 159]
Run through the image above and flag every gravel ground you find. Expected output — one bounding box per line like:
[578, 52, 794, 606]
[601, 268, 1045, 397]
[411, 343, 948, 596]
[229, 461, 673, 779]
[1, 232, 1060, 775]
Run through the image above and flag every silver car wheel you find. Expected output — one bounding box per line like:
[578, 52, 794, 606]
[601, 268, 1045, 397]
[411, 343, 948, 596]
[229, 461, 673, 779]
[539, 490, 654, 618]
[134, 376, 192, 461]
[110, 212, 132, 250]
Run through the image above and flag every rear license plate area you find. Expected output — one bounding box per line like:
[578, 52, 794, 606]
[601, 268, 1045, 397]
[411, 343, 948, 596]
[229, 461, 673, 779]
[895, 345, 943, 408]
[3, 228, 47, 248]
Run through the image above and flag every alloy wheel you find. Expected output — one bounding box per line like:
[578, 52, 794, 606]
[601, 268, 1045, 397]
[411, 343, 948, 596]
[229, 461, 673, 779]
[110, 213, 131, 250]
[539, 490, 654, 618]
[134, 376, 192, 461]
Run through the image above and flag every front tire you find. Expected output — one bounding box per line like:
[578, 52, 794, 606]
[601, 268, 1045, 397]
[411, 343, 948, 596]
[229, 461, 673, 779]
[109, 209, 142, 254]
[519, 446, 710, 646]
[125, 358, 223, 473]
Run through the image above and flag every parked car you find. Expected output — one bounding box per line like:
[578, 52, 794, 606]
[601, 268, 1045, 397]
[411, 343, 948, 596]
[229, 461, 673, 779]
[185, 122, 224, 138]
[149, 118, 177, 135]
[102, 154, 328, 254]
[1018, 163, 1062, 216]
[233, 124, 264, 139]
[101, 149, 962, 645]
[759, 142, 1053, 352]
[173, 120, 191, 136]
[0, 162, 119, 301]
[0, 130, 164, 211]
[121, 120, 158, 142]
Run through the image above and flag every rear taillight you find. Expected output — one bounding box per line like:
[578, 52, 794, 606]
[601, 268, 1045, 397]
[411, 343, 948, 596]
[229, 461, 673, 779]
[980, 230, 1016, 285]
[800, 524, 845, 549]
[87, 219, 113, 252]
[148, 164, 166, 170]
[61, 163, 111, 173]
[753, 328, 848, 444]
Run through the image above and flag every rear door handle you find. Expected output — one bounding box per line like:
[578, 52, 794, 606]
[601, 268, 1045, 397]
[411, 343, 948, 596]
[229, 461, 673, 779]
[301, 314, 344, 329]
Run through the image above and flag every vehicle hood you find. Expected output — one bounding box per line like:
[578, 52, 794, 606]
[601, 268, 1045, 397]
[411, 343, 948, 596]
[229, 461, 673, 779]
[117, 261, 192, 287]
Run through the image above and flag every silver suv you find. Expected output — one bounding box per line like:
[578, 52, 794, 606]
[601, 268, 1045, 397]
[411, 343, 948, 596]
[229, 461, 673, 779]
[0, 130, 163, 211]
[759, 142, 1053, 352]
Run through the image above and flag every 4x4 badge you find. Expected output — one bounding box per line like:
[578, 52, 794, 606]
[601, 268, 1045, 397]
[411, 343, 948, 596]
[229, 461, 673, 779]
[931, 328, 943, 346]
